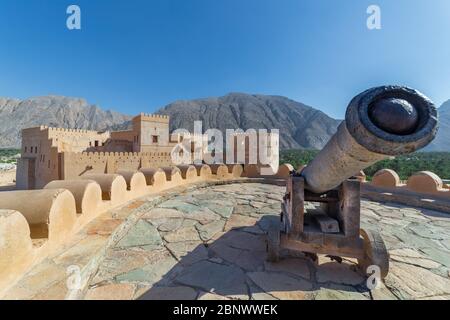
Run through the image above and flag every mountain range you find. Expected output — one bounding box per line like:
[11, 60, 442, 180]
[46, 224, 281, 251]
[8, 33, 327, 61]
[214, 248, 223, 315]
[0, 93, 448, 151]
[0, 96, 131, 148]
[424, 99, 450, 152]
[157, 93, 340, 149]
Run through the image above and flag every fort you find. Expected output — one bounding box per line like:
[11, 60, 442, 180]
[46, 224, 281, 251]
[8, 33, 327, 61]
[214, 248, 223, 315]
[15, 113, 279, 190]
[0, 86, 449, 300]
[16, 113, 177, 190]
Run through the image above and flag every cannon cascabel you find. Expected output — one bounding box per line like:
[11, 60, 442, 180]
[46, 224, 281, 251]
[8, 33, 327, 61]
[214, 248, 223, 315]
[301, 86, 439, 194]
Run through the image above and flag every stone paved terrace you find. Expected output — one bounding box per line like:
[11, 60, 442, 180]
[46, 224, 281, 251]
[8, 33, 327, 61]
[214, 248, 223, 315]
[4, 182, 450, 300]
[85, 183, 450, 300]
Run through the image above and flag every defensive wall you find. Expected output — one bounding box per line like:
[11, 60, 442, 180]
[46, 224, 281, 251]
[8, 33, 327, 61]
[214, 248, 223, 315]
[0, 163, 291, 297]
[361, 169, 450, 214]
[2, 161, 450, 297]
[60, 151, 174, 180]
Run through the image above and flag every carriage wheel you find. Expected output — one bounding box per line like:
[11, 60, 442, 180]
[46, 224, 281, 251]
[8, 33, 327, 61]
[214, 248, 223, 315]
[266, 222, 280, 262]
[358, 229, 389, 279]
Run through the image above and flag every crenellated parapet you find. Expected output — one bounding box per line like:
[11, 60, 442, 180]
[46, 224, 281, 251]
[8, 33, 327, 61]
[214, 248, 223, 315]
[368, 169, 450, 196]
[2, 162, 275, 295]
[363, 169, 450, 214]
[78, 151, 172, 157]
[134, 113, 170, 123]
[60, 151, 174, 180]
[47, 127, 109, 135]
[7, 161, 426, 296]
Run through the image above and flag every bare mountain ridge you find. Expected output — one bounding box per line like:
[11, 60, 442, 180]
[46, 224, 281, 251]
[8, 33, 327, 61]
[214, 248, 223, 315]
[0, 93, 448, 151]
[0, 96, 131, 148]
[157, 93, 341, 149]
[425, 99, 450, 152]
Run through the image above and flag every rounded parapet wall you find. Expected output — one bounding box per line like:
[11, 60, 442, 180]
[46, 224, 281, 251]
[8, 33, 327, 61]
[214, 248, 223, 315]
[44, 180, 102, 215]
[372, 169, 401, 188]
[243, 164, 260, 178]
[407, 171, 446, 195]
[177, 165, 198, 180]
[354, 170, 367, 183]
[193, 164, 212, 179]
[160, 167, 182, 184]
[210, 164, 229, 179]
[0, 162, 299, 295]
[242, 163, 295, 179]
[81, 174, 128, 206]
[296, 165, 306, 174]
[0, 189, 77, 242]
[363, 169, 450, 213]
[227, 164, 244, 178]
[0, 210, 34, 284]
[139, 168, 167, 189]
[117, 171, 147, 195]
[275, 164, 294, 178]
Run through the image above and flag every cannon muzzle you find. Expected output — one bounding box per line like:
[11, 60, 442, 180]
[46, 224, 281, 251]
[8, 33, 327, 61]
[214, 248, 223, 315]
[301, 86, 438, 194]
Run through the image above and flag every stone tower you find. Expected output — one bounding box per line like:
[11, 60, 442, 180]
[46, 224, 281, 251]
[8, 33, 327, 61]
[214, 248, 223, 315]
[131, 113, 170, 152]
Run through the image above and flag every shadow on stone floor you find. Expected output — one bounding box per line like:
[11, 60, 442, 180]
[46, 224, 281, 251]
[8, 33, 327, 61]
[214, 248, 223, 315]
[0, 185, 16, 192]
[137, 215, 370, 300]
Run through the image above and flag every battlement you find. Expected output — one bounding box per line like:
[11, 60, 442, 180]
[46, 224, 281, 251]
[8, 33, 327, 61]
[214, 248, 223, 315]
[75, 151, 172, 158]
[0, 162, 260, 296]
[48, 127, 108, 134]
[17, 112, 277, 189]
[133, 113, 170, 123]
[36, 126, 108, 135]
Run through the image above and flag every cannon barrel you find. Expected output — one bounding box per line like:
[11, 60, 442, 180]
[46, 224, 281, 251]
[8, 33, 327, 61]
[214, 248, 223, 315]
[301, 86, 439, 194]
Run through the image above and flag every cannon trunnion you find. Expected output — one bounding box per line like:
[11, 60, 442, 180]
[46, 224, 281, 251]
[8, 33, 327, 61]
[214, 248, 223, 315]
[266, 86, 438, 280]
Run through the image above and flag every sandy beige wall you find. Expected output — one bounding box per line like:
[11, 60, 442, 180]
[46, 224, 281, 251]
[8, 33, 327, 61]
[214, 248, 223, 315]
[60, 152, 174, 181]
[369, 169, 450, 198]
[0, 163, 298, 296]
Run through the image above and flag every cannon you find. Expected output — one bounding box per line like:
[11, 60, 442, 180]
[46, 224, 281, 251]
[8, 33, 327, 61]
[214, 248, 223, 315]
[266, 86, 438, 279]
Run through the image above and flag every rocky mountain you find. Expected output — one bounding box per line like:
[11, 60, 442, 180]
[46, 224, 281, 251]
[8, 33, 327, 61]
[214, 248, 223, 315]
[157, 93, 341, 150]
[425, 100, 450, 152]
[0, 96, 131, 148]
[2, 92, 446, 151]
[157, 93, 450, 151]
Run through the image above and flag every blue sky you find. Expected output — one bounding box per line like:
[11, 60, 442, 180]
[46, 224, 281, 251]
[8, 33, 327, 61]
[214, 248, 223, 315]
[0, 0, 449, 118]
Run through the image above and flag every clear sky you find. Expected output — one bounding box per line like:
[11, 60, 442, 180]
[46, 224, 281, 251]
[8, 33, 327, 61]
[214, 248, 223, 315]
[0, 0, 449, 118]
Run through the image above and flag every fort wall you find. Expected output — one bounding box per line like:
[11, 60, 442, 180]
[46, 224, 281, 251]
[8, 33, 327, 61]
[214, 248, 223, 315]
[3, 163, 450, 297]
[362, 169, 450, 214]
[60, 151, 174, 180]
[0, 162, 298, 296]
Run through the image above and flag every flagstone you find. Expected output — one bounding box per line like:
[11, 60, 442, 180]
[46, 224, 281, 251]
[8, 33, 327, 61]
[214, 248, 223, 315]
[41, 182, 449, 302]
[385, 262, 450, 299]
[166, 241, 209, 266]
[316, 261, 365, 286]
[115, 250, 178, 285]
[247, 272, 313, 300]
[196, 220, 226, 241]
[313, 284, 368, 300]
[264, 258, 311, 280]
[116, 220, 162, 248]
[138, 286, 198, 300]
[175, 260, 248, 297]
[164, 226, 201, 243]
[141, 208, 184, 220]
[85, 283, 136, 300]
